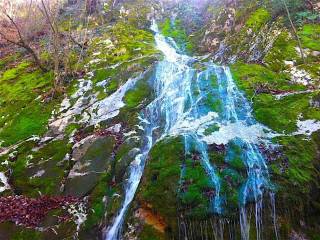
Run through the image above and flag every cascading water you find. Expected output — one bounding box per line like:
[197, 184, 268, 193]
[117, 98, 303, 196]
[105, 20, 277, 240]
[213, 66, 273, 240]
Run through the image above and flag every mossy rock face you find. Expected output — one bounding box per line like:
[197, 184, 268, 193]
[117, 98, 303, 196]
[230, 62, 320, 133]
[263, 31, 299, 72]
[205, 6, 280, 63]
[159, 18, 194, 54]
[135, 137, 184, 238]
[80, 173, 114, 238]
[0, 62, 58, 146]
[124, 77, 152, 109]
[64, 136, 116, 197]
[180, 158, 212, 218]
[10, 139, 71, 197]
[0, 0, 320, 239]
[230, 48, 320, 238]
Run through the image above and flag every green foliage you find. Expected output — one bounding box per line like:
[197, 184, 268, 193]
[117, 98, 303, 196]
[268, 0, 304, 17]
[296, 11, 320, 25]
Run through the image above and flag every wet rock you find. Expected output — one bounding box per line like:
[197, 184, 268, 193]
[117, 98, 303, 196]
[64, 136, 115, 197]
[310, 94, 320, 108]
[208, 143, 226, 153]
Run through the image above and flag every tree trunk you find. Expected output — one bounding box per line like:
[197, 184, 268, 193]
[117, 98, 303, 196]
[282, 0, 306, 63]
[24, 44, 47, 72]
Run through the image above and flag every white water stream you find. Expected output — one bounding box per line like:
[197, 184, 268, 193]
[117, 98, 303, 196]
[105, 20, 277, 240]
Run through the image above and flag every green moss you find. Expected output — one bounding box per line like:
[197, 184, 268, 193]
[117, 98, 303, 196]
[65, 123, 80, 136]
[230, 62, 319, 133]
[139, 225, 165, 240]
[220, 168, 243, 208]
[226, 142, 246, 171]
[124, 78, 151, 109]
[0, 62, 57, 146]
[107, 79, 119, 93]
[208, 150, 225, 166]
[298, 24, 320, 51]
[93, 68, 111, 84]
[87, 22, 157, 69]
[254, 92, 320, 133]
[264, 31, 299, 72]
[12, 139, 71, 196]
[1, 61, 30, 81]
[96, 89, 108, 100]
[159, 18, 194, 53]
[245, 8, 271, 32]
[207, 96, 222, 113]
[11, 228, 41, 240]
[0, 102, 56, 145]
[231, 62, 304, 95]
[84, 173, 111, 229]
[275, 135, 318, 192]
[138, 137, 183, 233]
[204, 124, 220, 136]
[180, 158, 211, 217]
[210, 74, 218, 88]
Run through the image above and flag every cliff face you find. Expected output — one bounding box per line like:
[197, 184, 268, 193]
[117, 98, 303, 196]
[0, 0, 319, 239]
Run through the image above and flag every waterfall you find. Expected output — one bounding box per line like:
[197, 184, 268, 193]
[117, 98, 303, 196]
[105, 20, 277, 240]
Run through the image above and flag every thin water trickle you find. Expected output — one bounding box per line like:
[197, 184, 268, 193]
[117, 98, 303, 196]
[270, 192, 280, 240]
[105, 20, 277, 240]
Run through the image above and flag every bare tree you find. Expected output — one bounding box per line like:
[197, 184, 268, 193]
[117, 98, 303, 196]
[39, 0, 88, 88]
[0, 0, 47, 71]
[39, 0, 62, 87]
